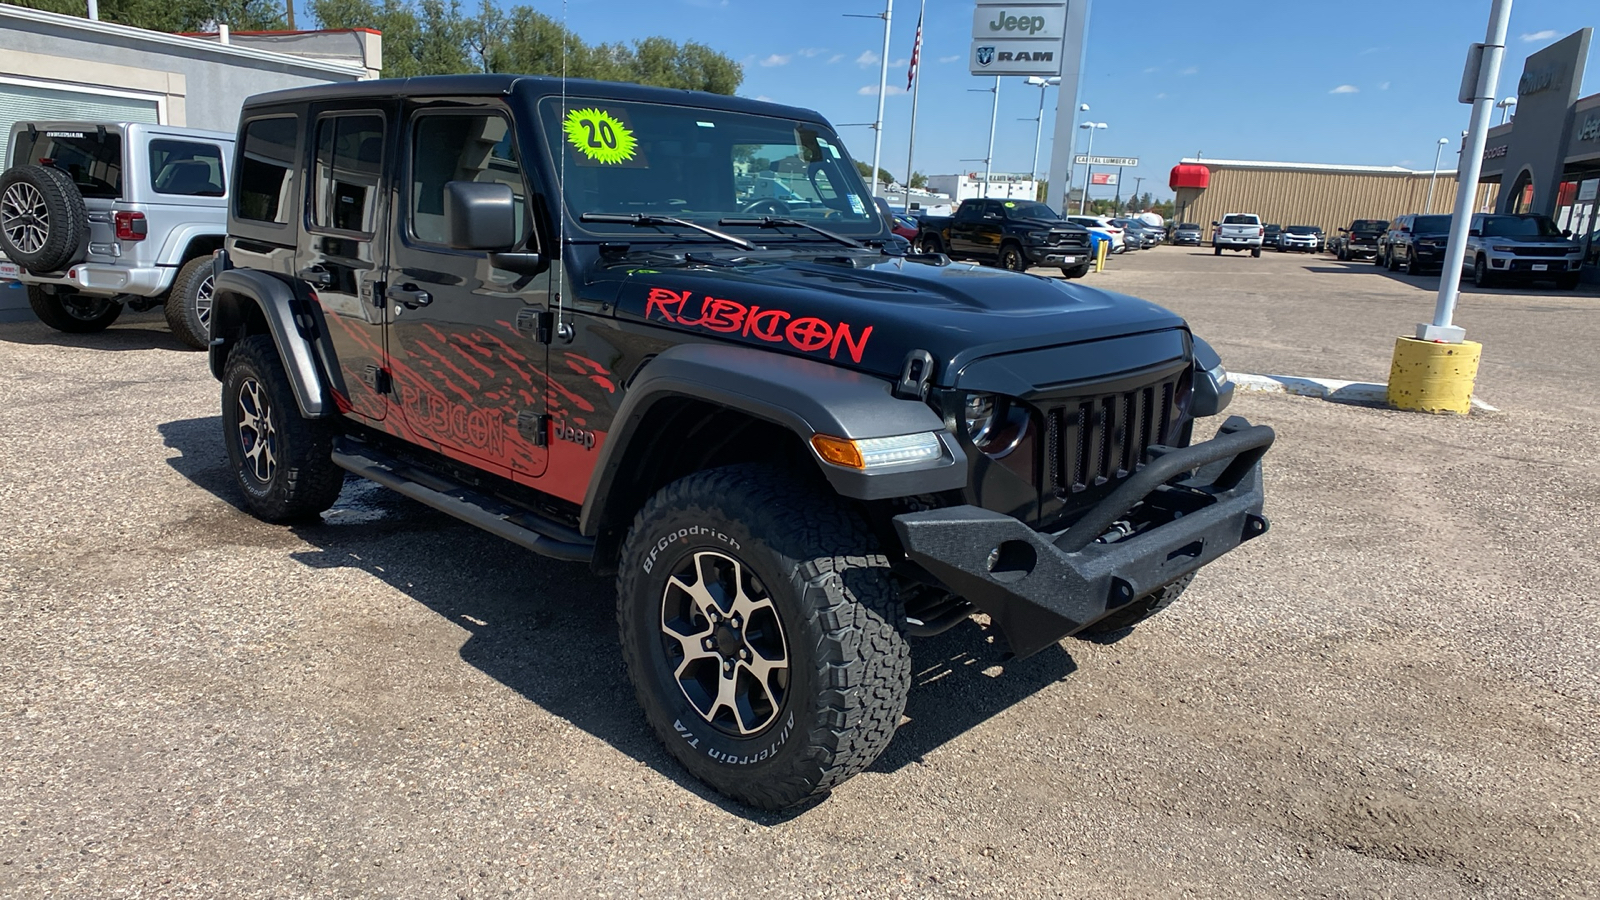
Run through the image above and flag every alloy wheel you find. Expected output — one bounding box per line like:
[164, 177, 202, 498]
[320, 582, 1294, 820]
[1, 182, 48, 254]
[659, 550, 789, 736]
[194, 273, 215, 329]
[59, 295, 116, 322]
[236, 377, 278, 484]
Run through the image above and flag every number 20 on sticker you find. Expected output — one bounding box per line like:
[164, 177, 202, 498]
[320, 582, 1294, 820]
[564, 108, 638, 165]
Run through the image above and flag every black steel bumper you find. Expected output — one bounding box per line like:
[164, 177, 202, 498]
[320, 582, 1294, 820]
[1025, 244, 1092, 265]
[893, 416, 1273, 657]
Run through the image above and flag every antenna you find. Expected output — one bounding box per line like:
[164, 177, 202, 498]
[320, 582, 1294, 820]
[554, 0, 571, 341]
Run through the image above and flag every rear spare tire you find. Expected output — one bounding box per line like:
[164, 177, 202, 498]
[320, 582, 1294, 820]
[26, 284, 121, 333]
[0, 164, 89, 273]
[616, 464, 910, 809]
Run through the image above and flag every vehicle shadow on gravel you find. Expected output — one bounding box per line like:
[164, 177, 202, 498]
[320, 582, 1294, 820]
[0, 314, 196, 352]
[158, 414, 1073, 819]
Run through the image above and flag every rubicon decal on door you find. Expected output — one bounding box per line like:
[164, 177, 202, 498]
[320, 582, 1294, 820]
[644, 288, 873, 364]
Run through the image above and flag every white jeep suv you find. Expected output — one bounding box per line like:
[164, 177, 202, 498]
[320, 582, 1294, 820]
[0, 121, 233, 348]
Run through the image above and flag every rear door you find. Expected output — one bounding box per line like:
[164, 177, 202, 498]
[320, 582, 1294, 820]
[386, 101, 550, 479]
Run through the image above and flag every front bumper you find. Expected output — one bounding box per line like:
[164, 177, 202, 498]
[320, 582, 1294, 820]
[1486, 253, 1583, 274]
[10, 262, 174, 297]
[1026, 244, 1090, 266]
[894, 416, 1273, 657]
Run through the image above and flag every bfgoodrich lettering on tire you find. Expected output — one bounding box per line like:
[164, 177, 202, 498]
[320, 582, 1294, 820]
[616, 464, 910, 809]
[222, 335, 344, 522]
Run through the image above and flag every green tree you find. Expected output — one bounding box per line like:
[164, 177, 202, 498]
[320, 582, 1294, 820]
[908, 171, 927, 190]
[854, 161, 894, 186]
[14, 0, 285, 31]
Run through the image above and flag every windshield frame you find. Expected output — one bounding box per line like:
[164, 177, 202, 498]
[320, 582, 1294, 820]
[534, 95, 887, 244]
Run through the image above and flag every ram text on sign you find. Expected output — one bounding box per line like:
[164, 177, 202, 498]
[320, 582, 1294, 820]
[1074, 154, 1139, 167]
[970, 39, 1066, 76]
[971, 3, 1067, 41]
[970, 0, 1069, 76]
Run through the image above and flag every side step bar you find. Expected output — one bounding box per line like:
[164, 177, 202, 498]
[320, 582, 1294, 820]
[331, 438, 594, 563]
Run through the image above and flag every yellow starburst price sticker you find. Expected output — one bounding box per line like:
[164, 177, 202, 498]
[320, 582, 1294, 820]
[563, 108, 638, 165]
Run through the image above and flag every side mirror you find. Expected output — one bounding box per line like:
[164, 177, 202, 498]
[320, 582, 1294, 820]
[1210, 221, 1220, 227]
[1338, 227, 1348, 233]
[444, 180, 518, 251]
[1564, 229, 1573, 238]
[1469, 228, 1482, 237]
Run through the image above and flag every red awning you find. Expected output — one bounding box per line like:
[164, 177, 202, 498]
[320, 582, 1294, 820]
[1170, 164, 1210, 190]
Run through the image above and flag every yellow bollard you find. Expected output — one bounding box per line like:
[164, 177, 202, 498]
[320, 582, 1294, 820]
[1094, 238, 1109, 273]
[1386, 337, 1483, 415]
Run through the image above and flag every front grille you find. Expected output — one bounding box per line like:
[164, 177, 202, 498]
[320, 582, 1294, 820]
[1042, 374, 1184, 495]
[1511, 246, 1568, 258]
[1047, 231, 1090, 248]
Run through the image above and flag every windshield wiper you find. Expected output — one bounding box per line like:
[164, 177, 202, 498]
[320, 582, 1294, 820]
[579, 213, 757, 251]
[717, 216, 865, 249]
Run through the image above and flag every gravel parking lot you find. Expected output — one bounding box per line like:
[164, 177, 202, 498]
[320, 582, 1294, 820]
[2, 249, 1596, 898]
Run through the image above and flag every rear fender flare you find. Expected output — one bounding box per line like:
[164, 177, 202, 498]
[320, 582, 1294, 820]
[580, 342, 966, 536]
[207, 268, 332, 418]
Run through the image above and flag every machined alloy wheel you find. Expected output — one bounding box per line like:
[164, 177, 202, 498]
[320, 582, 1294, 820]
[660, 549, 789, 736]
[195, 273, 215, 329]
[1, 181, 47, 254]
[236, 376, 278, 486]
[1000, 244, 1027, 272]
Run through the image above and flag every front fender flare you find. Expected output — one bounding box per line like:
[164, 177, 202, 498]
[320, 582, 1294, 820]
[207, 268, 332, 418]
[580, 342, 966, 535]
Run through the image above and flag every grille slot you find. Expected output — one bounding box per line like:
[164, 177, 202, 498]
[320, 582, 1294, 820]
[1511, 246, 1568, 258]
[1044, 375, 1184, 495]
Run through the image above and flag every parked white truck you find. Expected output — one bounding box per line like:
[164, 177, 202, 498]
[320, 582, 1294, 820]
[1212, 213, 1265, 257]
[0, 121, 233, 348]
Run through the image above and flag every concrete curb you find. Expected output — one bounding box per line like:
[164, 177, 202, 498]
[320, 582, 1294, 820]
[1231, 372, 1498, 412]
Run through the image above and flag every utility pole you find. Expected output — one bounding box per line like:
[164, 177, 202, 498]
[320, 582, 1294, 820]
[1132, 176, 1145, 209]
[846, 2, 895, 199]
[984, 76, 1000, 197]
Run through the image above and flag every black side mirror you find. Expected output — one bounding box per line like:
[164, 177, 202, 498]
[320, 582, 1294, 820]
[1564, 229, 1573, 238]
[1210, 221, 1220, 227]
[444, 180, 519, 251]
[1469, 229, 1482, 237]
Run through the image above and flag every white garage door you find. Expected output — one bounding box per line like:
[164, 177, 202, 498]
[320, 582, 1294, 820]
[0, 80, 162, 171]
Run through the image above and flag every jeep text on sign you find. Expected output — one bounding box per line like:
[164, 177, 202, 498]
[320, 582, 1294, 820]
[971, 4, 1066, 41]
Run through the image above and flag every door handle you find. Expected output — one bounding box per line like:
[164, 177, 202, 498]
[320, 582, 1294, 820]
[297, 265, 333, 287]
[389, 284, 433, 309]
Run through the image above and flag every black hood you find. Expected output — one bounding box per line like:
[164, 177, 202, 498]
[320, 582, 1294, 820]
[590, 251, 1187, 385]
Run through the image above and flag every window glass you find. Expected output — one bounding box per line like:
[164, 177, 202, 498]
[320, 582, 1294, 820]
[1222, 214, 1258, 225]
[1005, 202, 1058, 220]
[1412, 215, 1451, 233]
[1480, 215, 1561, 237]
[148, 139, 225, 197]
[237, 117, 298, 224]
[11, 130, 123, 199]
[313, 115, 384, 233]
[410, 113, 527, 246]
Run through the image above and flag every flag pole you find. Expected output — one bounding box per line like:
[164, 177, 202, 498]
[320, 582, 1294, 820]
[902, 0, 924, 214]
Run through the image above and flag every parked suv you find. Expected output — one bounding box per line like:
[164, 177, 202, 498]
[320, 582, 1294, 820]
[1171, 222, 1202, 246]
[1212, 213, 1264, 256]
[1463, 213, 1584, 289]
[0, 121, 232, 348]
[1380, 214, 1452, 275]
[211, 76, 1273, 809]
[1276, 225, 1322, 253]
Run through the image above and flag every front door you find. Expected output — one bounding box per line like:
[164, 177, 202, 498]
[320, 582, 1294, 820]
[301, 106, 392, 421]
[386, 104, 550, 478]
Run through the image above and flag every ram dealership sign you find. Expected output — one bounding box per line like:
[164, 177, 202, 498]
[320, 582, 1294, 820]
[970, 1, 1075, 76]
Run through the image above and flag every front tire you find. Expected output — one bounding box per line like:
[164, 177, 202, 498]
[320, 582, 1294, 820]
[917, 235, 943, 255]
[616, 464, 910, 809]
[164, 256, 216, 350]
[1473, 255, 1494, 288]
[1557, 273, 1580, 291]
[221, 335, 344, 522]
[1061, 263, 1091, 279]
[26, 284, 121, 333]
[998, 243, 1028, 272]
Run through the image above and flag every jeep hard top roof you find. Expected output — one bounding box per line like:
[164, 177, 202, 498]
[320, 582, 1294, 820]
[6, 121, 234, 143]
[242, 74, 827, 127]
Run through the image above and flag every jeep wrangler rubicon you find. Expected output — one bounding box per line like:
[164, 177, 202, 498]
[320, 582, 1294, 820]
[0, 121, 232, 348]
[210, 76, 1273, 809]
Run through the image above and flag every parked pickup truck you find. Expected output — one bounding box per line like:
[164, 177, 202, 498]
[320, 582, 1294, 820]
[1212, 213, 1264, 257]
[916, 198, 1094, 278]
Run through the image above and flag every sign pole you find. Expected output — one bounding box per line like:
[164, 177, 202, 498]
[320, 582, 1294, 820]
[983, 76, 1000, 197]
[1045, 0, 1088, 213]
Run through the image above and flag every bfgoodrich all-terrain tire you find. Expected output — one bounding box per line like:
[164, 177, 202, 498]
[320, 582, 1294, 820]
[0, 164, 89, 272]
[222, 335, 344, 522]
[616, 464, 910, 809]
[164, 255, 216, 350]
[998, 242, 1028, 272]
[26, 284, 121, 333]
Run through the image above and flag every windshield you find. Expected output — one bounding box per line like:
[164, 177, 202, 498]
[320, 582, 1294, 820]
[1005, 201, 1058, 221]
[1286, 225, 1320, 234]
[1223, 215, 1258, 225]
[1412, 215, 1451, 233]
[539, 98, 882, 238]
[10, 129, 123, 199]
[1480, 215, 1562, 238]
[1352, 219, 1387, 233]
[1176, 223, 1200, 231]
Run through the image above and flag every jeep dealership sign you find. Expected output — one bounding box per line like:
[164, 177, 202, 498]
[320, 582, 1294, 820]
[970, 2, 1075, 76]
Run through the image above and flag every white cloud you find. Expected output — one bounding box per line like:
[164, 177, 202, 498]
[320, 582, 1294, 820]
[1359, 46, 1385, 56]
[1179, 66, 1198, 76]
[1143, 66, 1159, 74]
[797, 47, 826, 58]
[1329, 84, 1360, 94]
[759, 54, 791, 67]
[1520, 29, 1559, 42]
[755, 95, 774, 102]
[938, 54, 962, 64]
[858, 84, 906, 96]
[827, 54, 844, 64]
[891, 58, 907, 68]
[1155, 92, 1167, 99]
[1379, 81, 1390, 91]
[856, 50, 880, 68]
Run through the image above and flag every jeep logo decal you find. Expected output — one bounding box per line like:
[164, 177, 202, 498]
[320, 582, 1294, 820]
[986, 9, 1048, 35]
[555, 423, 596, 450]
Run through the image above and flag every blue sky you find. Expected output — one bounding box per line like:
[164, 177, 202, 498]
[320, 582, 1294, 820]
[554, 0, 1600, 199]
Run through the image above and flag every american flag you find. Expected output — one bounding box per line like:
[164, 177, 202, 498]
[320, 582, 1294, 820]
[906, 11, 923, 91]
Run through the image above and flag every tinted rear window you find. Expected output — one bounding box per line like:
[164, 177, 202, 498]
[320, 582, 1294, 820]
[236, 117, 298, 224]
[1352, 219, 1387, 232]
[149, 139, 225, 196]
[10, 129, 123, 199]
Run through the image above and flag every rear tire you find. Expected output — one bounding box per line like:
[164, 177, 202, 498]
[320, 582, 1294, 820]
[26, 284, 121, 333]
[1213, 245, 1222, 256]
[163, 255, 216, 350]
[221, 335, 344, 522]
[616, 464, 910, 810]
[1250, 247, 1261, 258]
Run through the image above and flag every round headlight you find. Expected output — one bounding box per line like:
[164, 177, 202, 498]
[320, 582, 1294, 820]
[963, 393, 1029, 458]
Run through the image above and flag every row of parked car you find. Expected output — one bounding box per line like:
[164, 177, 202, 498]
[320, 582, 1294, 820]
[903, 199, 1173, 278]
[1352, 212, 1587, 289]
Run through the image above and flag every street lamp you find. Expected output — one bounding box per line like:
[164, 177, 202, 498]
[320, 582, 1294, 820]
[1023, 76, 1060, 185]
[1077, 121, 1106, 215]
[1425, 137, 1449, 214]
[1496, 96, 1517, 125]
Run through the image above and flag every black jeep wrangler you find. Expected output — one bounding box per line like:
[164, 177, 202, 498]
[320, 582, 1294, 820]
[210, 76, 1273, 809]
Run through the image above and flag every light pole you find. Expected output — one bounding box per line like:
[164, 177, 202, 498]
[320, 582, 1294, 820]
[1496, 96, 1517, 124]
[1023, 76, 1060, 187]
[1077, 121, 1106, 215]
[1072, 103, 1089, 209]
[1425, 137, 1449, 214]
[845, 2, 894, 198]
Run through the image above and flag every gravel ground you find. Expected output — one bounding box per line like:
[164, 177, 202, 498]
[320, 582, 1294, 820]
[1, 249, 1596, 898]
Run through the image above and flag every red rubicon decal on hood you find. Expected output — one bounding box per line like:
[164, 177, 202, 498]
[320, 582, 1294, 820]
[645, 288, 873, 364]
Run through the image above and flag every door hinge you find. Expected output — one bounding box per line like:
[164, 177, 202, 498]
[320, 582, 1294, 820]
[517, 409, 550, 447]
[363, 364, 392, 395]
[369, 280, 386, 308]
